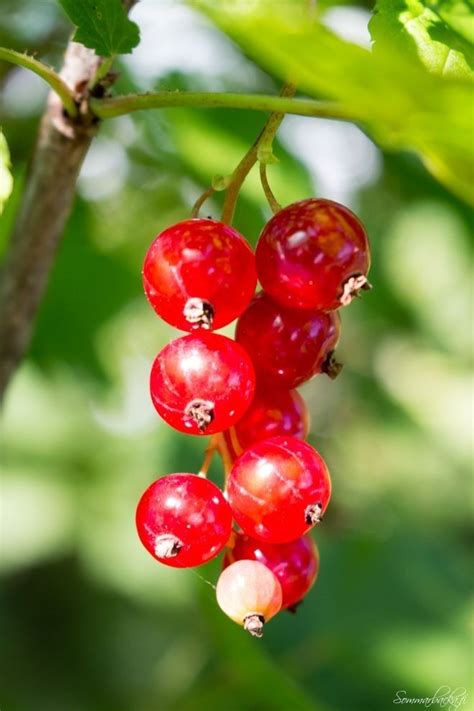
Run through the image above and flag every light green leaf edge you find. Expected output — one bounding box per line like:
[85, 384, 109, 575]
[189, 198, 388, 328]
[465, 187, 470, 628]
[0, 129, 14, 216]
[193, 0, 474, 205]
[370, 0, 473, 79]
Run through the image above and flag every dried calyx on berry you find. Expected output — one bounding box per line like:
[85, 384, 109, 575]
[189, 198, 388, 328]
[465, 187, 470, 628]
[143, 218, 257, 332]
[255, 198, 371, 311]
[136, 474, 232, 568]
[154, 534, 182, 559]
[339, 273, 372, 307]
[183, 298, 214, 329]
[321, 350, 343, 380]
[227, 436, 331, 544]
[149, 332, 256, 436]
[243, 614, 265, 638]
[216, 560, 282, 637]
[305, 502, 323, 525]
[236, 292, 341, 389]
[184, 398, 215, 432]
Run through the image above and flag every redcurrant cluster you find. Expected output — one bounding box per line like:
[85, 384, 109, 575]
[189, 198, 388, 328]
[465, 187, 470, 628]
[136, 198, 370, 637]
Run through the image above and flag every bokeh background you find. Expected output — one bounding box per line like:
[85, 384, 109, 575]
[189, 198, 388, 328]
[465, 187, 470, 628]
[1, 1, 472, 710]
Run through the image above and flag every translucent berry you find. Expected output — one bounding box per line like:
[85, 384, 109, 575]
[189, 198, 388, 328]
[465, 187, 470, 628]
[229, 385, 309, 453]
[216, 559, 282, 637]
[224, 533, 319, 610]
[227, 435, 331, 543]
[235, 292, 341, 388]
[256, 198, 370, 310]
[150, 332, 256, 435]
[143, 218, 257, 331]
[136, 474, 232, 568]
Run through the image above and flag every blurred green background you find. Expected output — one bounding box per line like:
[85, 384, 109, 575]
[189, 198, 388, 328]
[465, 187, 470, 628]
[0, 1, 472, 710]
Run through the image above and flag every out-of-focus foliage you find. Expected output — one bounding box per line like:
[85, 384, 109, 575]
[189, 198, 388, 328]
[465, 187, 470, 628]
[194, 0, 474, 205]
[0, 1, 472, 710]
[371, 0, 474, 78]
[58, 0, 140, 56]
[0, 128, 13, 214]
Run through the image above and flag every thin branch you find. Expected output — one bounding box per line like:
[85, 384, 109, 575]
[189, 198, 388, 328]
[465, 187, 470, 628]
[221, 83, 296, 224]
[0, 42, 102, 402]
[90, 91, 354, 122]
[0, 46, 77, 117]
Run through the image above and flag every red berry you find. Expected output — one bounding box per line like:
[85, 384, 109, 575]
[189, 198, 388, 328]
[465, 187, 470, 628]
[216, 559, 282, 637]
[224, 532, 319, 610]
[136, 474, 232, 568]
[235, 292, 341, 388]
[256, 198, 370, 310]
[232, 385, 309, 451]
[227, 435, 331, 543]
[143, 218, 257, 331]
[150, 332, 256, 435]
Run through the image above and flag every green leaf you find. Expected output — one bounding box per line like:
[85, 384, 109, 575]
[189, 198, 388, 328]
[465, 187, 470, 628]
[433, 0, 474, 43]
[58, 0, 140, 56]
[0, 128, 13, 216]
[370, 0, 474, 79]
[193, 0, 474, 205]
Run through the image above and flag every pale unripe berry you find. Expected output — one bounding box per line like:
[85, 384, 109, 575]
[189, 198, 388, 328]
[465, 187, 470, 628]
[216, 559, 282, 637]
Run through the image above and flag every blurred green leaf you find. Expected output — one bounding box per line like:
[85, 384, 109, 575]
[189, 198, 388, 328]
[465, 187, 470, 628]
[370, 0, 474, 78]
[194, 0, 474, 205]
[58, 0, 140, 56]
[0, 128, 13, 215]
[435, 0, 474, 42]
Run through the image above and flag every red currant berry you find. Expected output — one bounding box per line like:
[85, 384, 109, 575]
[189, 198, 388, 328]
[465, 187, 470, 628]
[232, 385, 309, 451]
[143, 218, 257, 331]
[216, 559, 282, 637]
[136, 474, 232, 568]
[227, 435, 331, 544]
[150, 332, 256, 435]
[256, 198, 370, 310]
[224, 532, 319, 610]
[235, 292, 341, 388]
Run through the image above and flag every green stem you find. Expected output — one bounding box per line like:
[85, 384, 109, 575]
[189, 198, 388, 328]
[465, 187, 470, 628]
[0, 46, 77, 117]
[191, 186, 215, 218]
[221, 83, 296, 224]
[89, 91, 354, 122]
[88, 55, 115, 90]
[220, 136, 260, 224]
[260, 163, 282, 214]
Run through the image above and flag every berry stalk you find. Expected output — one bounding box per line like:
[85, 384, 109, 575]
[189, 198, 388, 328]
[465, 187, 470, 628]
[220, 83, 296, 224]
[198, 434, 220, 477]
[259, 162, 282, 215]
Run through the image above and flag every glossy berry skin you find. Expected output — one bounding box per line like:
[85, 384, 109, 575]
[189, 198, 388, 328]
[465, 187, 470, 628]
[225, 533, 319, 610]
[216, 560, 282, 637]
[136, 474, 232, 568]
[226, 386, 309, 457]
[256, 198, 370, 311]
[143, 218, 257, 331]
[150, 332, 256, 435]
[227, 436, 331, 544]
[235, 292, 340, 388]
